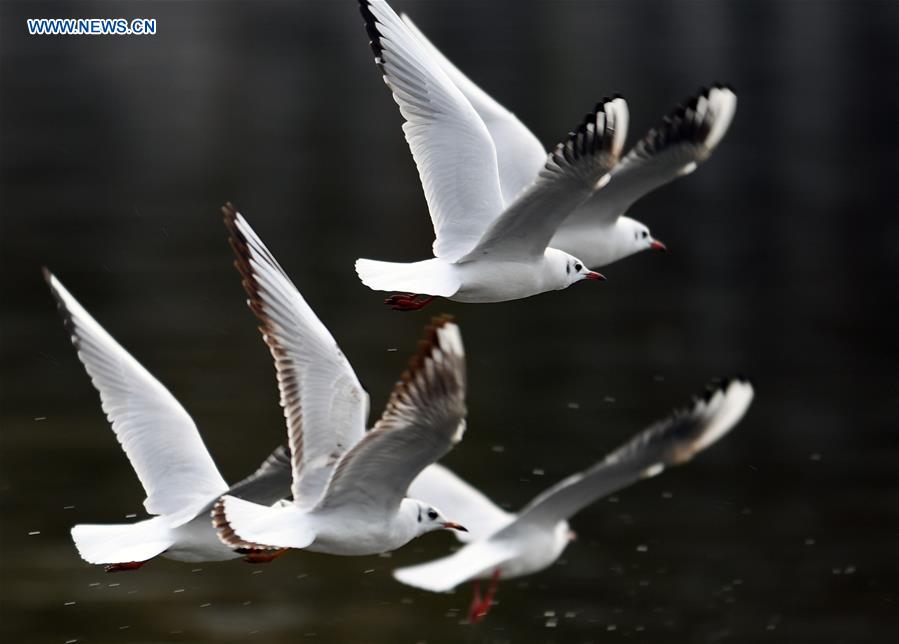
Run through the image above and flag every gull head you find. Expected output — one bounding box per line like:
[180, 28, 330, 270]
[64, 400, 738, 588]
[620, 216, 666, 257]
[405, 499, 468, 537]
[547, 248, 605, 288]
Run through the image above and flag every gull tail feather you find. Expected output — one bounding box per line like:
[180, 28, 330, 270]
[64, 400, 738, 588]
[212, 496, 315, 550]
[355, 258, 460, 297]
[393, 541, 513, 592]
[71, 516, 174, 565]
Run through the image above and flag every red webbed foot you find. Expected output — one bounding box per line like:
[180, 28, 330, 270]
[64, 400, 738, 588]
[242, 548, 289, 564]
[105, 561, 146, 573]
[384, 293, 435, 311]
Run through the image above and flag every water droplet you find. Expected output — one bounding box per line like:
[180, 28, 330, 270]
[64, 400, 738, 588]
[636, 544, 648, 553]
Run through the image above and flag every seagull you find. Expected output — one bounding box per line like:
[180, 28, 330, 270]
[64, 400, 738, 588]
[43, 268, 294, 571]
[354, 0, 624, 311]
[212, 205, 469, 557]
[385, 6, 738, 269]
[395, 377, 754, 622]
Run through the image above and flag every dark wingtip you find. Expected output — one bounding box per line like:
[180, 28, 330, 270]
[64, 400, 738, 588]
[358, 0, 385, 62]
[633, 83, 738, 156]
[407, 314, 456, 376]
[552, 95, 626, 169]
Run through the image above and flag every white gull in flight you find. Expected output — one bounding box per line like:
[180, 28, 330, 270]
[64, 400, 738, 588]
[354, 0, 624, 310]
[396, 377, 754, 622]
[212, 206, 469, 557]
[383, 4, 738, 269]
[43, 269, 293, 571]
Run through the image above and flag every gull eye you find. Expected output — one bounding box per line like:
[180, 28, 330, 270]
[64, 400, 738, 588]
[574, 262, 582, 272]
[642, 231, 648, 239]
[427, 509, 438, 521]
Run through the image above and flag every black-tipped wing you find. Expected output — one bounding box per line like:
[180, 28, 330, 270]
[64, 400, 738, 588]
[561, 84, 737, 229]
[43, 269, 228, 526]
[459, 97, 629, 262]
[505, 377, 754, 533]
[224, 205, 370, 509]
[316, 317, 467, 518]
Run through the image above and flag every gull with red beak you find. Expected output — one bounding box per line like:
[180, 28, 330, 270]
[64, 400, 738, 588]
[354, 0, 618, 311]
[377, 3, 737, 270]
[397, 378, 754, 623]
[213, 206, 469, 558]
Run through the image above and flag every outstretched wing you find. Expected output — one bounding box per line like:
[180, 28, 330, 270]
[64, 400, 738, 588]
[316, 317, 467, 518]
[224, 205, 370, 508]
[44, 269, 228, 526]
[560, 84, 737, 229]
[359, 0, 507, 261]
[399, 12, 546, 204]
[408, 464, 514, 543]
[459, 96, 628, 262]
[393, 539, 517, 593]
[506, 377, 753, 533]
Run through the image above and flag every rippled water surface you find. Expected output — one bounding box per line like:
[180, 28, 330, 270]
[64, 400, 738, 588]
[2, 1, 897, 642]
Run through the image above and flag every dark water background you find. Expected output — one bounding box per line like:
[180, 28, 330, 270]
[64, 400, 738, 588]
[2, 1, 898, 642]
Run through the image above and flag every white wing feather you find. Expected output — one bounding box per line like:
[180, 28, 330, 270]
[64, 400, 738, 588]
[408, 463, 514, 543]
[460, 97, 628, 262]
[399, 12, 546, 204]
[360, 0, 507, 261]
[316, 318, 466, 518]
[507, 378, 753, 532]
[224, 206, 370, 509]
[44, 270, 228, 526]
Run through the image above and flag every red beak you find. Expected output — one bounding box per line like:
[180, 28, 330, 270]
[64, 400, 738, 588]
[442, 521, 468, 532]
[584, 271, 606, 281]
[650, 239, 667, 251]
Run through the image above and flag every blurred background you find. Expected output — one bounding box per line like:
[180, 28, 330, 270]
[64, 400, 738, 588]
[2, 1, 897, 642]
